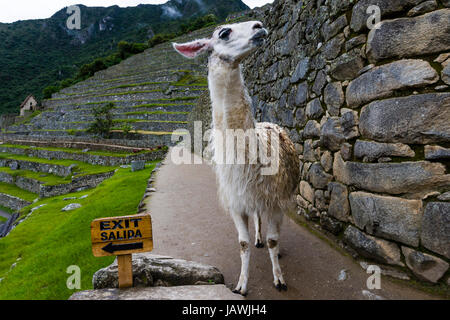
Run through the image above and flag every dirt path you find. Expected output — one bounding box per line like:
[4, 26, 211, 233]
[146, 149, 441, 300]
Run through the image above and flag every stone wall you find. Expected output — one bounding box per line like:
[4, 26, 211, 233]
[0, 193, 31, 212]
[0, 146, 167, 167]
[242, 0, 450, 285]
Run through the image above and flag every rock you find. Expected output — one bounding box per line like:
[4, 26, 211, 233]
[322, 33, 345, 60]
[350, 0, 424, 32]
[349, 192, 422, 247]
[324, 82, 344, 116]
[299, 181, 315, 204]
[61, 203, 82, 212]
[291, 57, 310, 83]
[303, 120, 321, 139]
[303, 139, 317, 162]
[330, 50, 365, 80]
[320, 117, 345, 151]
[359, 93, 450, 144]
[354, 140, 415, 162]
[343, 225, 403, 266]
[346, 60, 439, 108]
[340, 143, 352, 161]
[9, 162, 19, 170]
[296, 195, 309, 208]
[322, 15, 347, 41]
[306, 98, 324, 120]
[442, 59, 450, 85]
[337, 269, 348, 281]
[437, 191, 450, 201]
[294, 82, 309, 106]
[425, 145, 450, 160]
[315, 190, 328, 211]
[361, 290, 386, 300]
[328, 182, 350, 222]
[93, 254, 224, 289]
[366, 10, 450, 63]
[79, 195, 89, 199]
[359, 261, 410, 280]
[312, 69, 327, 95]
[70, 284, 243, 300]
[340, 109, 359, 140]
[421, 202, 450, 259]
[320, 215, 343, 235]
[308, 163, 333, 189]
[63, 197, 77, 201]
[345, 35, 367, 51]
[402, 247, 449, 283]
[407, 0, 438, 17]
[320, 151, 333, 173]
[131, 161, 146, 172]
[334, 152, 450, 197]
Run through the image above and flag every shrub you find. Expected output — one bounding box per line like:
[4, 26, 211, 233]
[87, 103, 115, 138]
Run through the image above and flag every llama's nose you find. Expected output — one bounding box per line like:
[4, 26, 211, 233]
[252, 28, 268, 40]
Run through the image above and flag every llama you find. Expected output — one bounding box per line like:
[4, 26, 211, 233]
[173, 21, 300, 295]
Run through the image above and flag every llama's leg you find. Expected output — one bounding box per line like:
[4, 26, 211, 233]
[231, 212, 250, 296]
[267, 212, 287, 291]
[254, 212, 264, 248]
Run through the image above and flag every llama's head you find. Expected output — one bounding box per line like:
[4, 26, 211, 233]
[173, 21, 268, 64]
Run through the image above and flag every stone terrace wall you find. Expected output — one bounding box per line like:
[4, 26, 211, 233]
[243, 0, 450, 285]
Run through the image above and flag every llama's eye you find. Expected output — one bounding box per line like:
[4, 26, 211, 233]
[219, 28, 232, 40]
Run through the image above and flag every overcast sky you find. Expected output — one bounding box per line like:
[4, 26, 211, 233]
[0, 0, 273, 23]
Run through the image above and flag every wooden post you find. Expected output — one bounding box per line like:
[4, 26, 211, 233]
[117, 254, 133, 288]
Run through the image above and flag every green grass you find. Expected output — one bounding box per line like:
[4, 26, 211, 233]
[122, 111, 189, 116]
[0, 216, 7, 223]
[0, 153, 116, 177]
[0, 167, 71, 186]
[0, 182, 39, 202]
[0, 205, 14, 214]
[0, 144, 150, 158]
[0, 162, 157, 300]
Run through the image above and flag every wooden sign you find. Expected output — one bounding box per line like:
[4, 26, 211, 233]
[91, 213, 153, 288]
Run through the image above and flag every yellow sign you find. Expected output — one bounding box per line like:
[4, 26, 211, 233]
[91, 213, 153, 257]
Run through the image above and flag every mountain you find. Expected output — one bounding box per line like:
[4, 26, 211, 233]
[0, 0, 249, 115]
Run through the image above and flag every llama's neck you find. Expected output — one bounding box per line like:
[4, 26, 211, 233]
[208, 56, 255, 131]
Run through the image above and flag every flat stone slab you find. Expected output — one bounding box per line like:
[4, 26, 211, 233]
[69, 285, 244, 300]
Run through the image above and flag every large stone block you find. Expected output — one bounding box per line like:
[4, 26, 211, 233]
[93, 254, 224, 289]
[329, 50, 365, 81]
[402, 247, 449, 283]
[343, 225, 404, 266]
[366, 9, 450, 63]
[346, 60, 439, 108]
[333, 152, 450, 198]
[350, 0, 424, 32]
[424, 145, 450, 160]
[421, 202, 450, 259]
[349, 192, 423, 247]
[320, 117, 345, 151]
[327, 182, 350, 222]
[354, 140, 415, 162]
[308, 163, 333, 189]
[359, 93, 450, 144]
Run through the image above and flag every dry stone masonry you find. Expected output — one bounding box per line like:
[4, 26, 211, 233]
[243, 0, 450, 285]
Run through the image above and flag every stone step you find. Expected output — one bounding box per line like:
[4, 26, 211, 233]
[0, 133, 174, 149]
[39, 105, 194, 117]
[0, 192, 32, 212]
[0, 145, 167, 167]
[44, 88, 205, 107]
[2, 131, 174, 148]
[69, 285, 243, 300]
[43, 99, 198, 111]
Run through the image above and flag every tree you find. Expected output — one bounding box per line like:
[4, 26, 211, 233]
[87, 103, 114, 138]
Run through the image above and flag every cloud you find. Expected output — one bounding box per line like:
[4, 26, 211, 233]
[161, 5, 182, 18]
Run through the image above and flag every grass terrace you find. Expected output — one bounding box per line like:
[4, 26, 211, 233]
[0, 162, 158, 299]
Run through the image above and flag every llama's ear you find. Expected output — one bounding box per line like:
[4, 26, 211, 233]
[173, 39, 211, 59]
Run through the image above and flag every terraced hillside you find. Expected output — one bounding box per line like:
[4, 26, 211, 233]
[2, 24, 220, 149]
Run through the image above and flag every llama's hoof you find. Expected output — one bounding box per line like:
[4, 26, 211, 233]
[232, 288, 248, 296]
[255, 241, 264, 248]
[274, 281, 287, 291]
